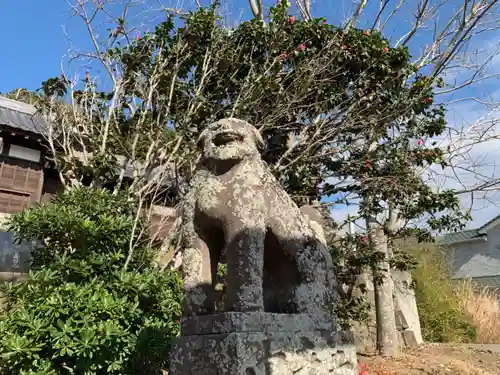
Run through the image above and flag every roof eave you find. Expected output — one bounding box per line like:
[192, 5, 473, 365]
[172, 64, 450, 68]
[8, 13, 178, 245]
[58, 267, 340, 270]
[440, 234, 487, 246]
[478, 216, 500, 234]
[0, 123, 46, 139]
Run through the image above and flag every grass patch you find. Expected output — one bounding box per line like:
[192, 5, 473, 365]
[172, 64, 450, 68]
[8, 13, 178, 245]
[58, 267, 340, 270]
[455, 278, 500, 344]
[411, 244, 476, 343]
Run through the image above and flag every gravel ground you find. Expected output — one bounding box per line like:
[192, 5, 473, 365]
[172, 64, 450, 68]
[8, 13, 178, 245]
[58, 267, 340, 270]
[359, 343, 500, 375]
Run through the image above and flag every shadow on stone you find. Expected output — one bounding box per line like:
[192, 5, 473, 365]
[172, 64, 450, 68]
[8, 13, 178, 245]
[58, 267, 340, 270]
[170, 118, 357, 374]
[183, 222, 339, 317]
[170, 311, 357, 374]
[170, 226, 356, 375]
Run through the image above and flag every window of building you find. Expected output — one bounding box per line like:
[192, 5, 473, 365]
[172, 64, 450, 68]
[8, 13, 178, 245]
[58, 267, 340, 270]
[8, 144, 41, 163]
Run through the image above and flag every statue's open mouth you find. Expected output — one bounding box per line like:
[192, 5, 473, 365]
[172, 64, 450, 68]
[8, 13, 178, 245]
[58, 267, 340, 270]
[213, 131, 244, 146]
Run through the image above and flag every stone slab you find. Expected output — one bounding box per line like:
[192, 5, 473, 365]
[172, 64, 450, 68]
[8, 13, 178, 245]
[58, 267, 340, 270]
[169, 329, 357, 375]
[402, 329, 420, 348]
[394, 308, 409, 330]
[393, 270, 423, 345]
[397, 331, 405, 350]
[180, 312, 334, 336]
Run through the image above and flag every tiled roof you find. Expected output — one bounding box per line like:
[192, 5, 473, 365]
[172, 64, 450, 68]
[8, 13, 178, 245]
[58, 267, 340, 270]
[0, 97, 176, 186]
[477, 214, 500, 232]
[76, 153, 175, 183]
[0, 96, 47, 135]
[439, 215, 500, 244]
[438, 229, 484, 245]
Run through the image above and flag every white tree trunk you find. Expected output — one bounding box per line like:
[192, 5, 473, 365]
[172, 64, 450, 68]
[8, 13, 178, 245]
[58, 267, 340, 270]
[366, 217, 401, 358]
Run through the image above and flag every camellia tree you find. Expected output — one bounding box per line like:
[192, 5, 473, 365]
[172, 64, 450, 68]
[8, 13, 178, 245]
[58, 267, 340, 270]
[0, 0, 477, 367]
[21, 1, 470, 216]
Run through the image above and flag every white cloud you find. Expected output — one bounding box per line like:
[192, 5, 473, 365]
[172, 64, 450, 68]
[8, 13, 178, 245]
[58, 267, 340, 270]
[330, 203, 360, 229]
[428, 99, 500, 228]
[326, 89, 500, 231]
[314, 26, 500, 233]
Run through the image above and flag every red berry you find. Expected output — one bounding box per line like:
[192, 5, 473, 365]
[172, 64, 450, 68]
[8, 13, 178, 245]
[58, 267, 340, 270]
[417, 138, 423, 145]
[363, 30, 370, 36]
[383, 47, 389, 53]
[322, 19, 327, 25]
[298, 43, 306, 51]
[289, 15, 296, 23]
[361, 236, 368, 243]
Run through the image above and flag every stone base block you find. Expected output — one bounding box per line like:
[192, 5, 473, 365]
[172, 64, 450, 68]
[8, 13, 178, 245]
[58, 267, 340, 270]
[169, 313, 358, 375]
[180, 311, 335, 336]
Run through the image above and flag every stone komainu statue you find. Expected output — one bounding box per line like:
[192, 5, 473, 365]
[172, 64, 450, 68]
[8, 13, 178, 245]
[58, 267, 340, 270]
[181, 118, 338, 316]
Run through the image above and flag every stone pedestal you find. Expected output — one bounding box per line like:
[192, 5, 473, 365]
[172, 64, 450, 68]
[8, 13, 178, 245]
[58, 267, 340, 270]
[169, 312, 358, 375]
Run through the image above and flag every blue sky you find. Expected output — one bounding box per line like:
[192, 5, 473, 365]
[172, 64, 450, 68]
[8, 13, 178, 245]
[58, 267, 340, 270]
[1, 0, 499, 227]
[0, 0, 481, 94]
[0, 0, 432, 94]
[0, 1, 87, 93]
[0, 0, 349, 206]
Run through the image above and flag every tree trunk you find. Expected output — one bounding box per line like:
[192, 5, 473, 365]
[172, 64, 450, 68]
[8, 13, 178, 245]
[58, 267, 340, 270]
[366, 217, 401, 358]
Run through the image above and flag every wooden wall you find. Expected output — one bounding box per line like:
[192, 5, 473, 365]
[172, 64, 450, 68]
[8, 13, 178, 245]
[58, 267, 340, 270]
[0, 157, 43, 213]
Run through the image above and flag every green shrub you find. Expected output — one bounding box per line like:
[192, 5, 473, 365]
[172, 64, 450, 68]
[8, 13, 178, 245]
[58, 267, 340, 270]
[411, 244, 476, 343]
[0, 187, 182, 375]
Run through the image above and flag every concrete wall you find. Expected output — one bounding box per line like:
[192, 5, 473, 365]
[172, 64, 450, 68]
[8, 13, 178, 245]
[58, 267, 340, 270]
[449, 239, 500, 279]
[393, 270, 423, 346]
[447, 225, 500, 292]
[0, 213, 16, 310]
[352, 270, 423, 354]
[0, 212, 35, 275]
[465, 275, 500, 290]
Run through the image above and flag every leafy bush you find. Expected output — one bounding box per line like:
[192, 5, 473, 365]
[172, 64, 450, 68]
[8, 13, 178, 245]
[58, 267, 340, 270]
[411, 244, 476, 343]
[0, 187, 182, 375]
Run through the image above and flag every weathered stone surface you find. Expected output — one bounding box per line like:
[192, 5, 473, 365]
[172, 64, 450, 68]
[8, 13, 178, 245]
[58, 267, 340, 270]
[402, 330, 419, 348]
[351, 270, 423, 352]
[394, 308, 409, 330]
[180, 311, 334, 336]
[299, 205, 329, 247]
[397, 331, 405, 350]
[351, 320, 377, 355]
[180, 118, 338, 316]
[170, 314, 357, 375]
[392, 270, 423, 346]
[171, 118, 357, 374]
